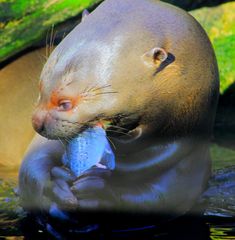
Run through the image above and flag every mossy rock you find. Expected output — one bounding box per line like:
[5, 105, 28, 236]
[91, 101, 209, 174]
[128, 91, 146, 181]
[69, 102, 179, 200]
[0, 0, 101, 62]
[191, 2, 235, 94]
[210, 144, 235, 170]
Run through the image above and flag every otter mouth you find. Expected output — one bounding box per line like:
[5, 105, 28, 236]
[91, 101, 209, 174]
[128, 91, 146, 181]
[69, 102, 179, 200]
[88, 113, 141, 138]
[38, 113, 141, 141]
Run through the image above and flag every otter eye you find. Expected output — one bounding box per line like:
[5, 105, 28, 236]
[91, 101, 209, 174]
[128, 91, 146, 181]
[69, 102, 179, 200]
[58, 100, 73, 111]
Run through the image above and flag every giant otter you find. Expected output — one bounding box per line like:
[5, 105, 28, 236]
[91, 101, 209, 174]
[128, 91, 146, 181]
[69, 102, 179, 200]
[19, 0, 219, 220]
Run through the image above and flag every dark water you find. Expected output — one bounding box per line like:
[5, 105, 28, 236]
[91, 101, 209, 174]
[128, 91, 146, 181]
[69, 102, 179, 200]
[0, 167, 235, 240]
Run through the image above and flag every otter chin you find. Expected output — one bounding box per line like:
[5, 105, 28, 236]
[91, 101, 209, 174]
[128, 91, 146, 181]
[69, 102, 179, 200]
[19, 0, 219, 220]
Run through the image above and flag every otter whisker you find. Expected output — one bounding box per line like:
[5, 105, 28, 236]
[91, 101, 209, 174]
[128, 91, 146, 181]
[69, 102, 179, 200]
[62, 31, 67, 40]
[82, 84, 112, 95]
[36, 51, 47, 64]
[82, 85, 91, 94]
[65, 136, 73, 142]
[49, 24, 55, 55]
[107, 125, 130, 132]
[58, 137, 66, 150]
[90, 91, 118, 96]
[51, 30, 57, 53]
[107, 136, 116, 150]
[106, 129, 131, 137]
[91, 84, 112, 92]
[45, 28, 49, 59]
[83, 84, 99, 94]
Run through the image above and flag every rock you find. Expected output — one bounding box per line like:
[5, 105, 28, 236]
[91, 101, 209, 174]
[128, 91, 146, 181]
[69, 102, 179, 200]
[210, 144, 235, 170]
[202, 166, 235, 218]
[163, 0, 233, 10]
[191, 2, 235, 94]
[0, 0, 101, 63]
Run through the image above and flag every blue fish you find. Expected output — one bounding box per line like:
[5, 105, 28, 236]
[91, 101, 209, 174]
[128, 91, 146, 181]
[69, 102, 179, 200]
[62, 126, 115, 177]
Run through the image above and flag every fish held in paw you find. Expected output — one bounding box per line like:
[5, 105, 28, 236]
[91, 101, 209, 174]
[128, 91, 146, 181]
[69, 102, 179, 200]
[62, 126, 115, 177]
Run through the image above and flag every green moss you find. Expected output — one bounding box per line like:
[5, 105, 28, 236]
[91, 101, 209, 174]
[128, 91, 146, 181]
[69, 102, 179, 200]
[210, 144, 235, 170]
[191, 2, 235, 94]
[213, 35, 235, 92]
[0, 0, 101, 62]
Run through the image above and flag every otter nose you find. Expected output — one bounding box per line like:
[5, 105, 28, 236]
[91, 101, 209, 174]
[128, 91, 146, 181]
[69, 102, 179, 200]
[32, 115, 45, 133]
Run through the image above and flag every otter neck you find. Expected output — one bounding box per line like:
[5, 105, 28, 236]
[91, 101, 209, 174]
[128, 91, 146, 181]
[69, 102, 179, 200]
[113, 137, 209, 174]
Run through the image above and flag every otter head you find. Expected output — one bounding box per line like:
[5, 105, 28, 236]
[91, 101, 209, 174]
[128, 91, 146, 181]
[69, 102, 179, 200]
[32, 40, 171, 141]
[32, 1, 219, 142]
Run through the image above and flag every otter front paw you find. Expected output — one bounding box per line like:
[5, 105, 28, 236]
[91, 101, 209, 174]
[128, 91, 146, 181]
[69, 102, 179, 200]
[49, 166, 77, 209]
[19, 156, 55, 210]
[50, 166, 115, 211]
[70, 167, 114, 209]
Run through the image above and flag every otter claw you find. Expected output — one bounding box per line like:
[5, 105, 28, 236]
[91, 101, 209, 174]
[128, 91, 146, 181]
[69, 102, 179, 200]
[51, 166, 76, 182]
[52, 179, 78, 207]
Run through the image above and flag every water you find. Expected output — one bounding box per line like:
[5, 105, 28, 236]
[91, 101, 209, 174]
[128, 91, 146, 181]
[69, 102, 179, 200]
[0, 159, 235, 239]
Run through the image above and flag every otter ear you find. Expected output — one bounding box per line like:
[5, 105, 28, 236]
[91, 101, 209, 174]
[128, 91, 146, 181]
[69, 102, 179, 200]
[82, 9, 89, 22]
[142, 47, 168, 68]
